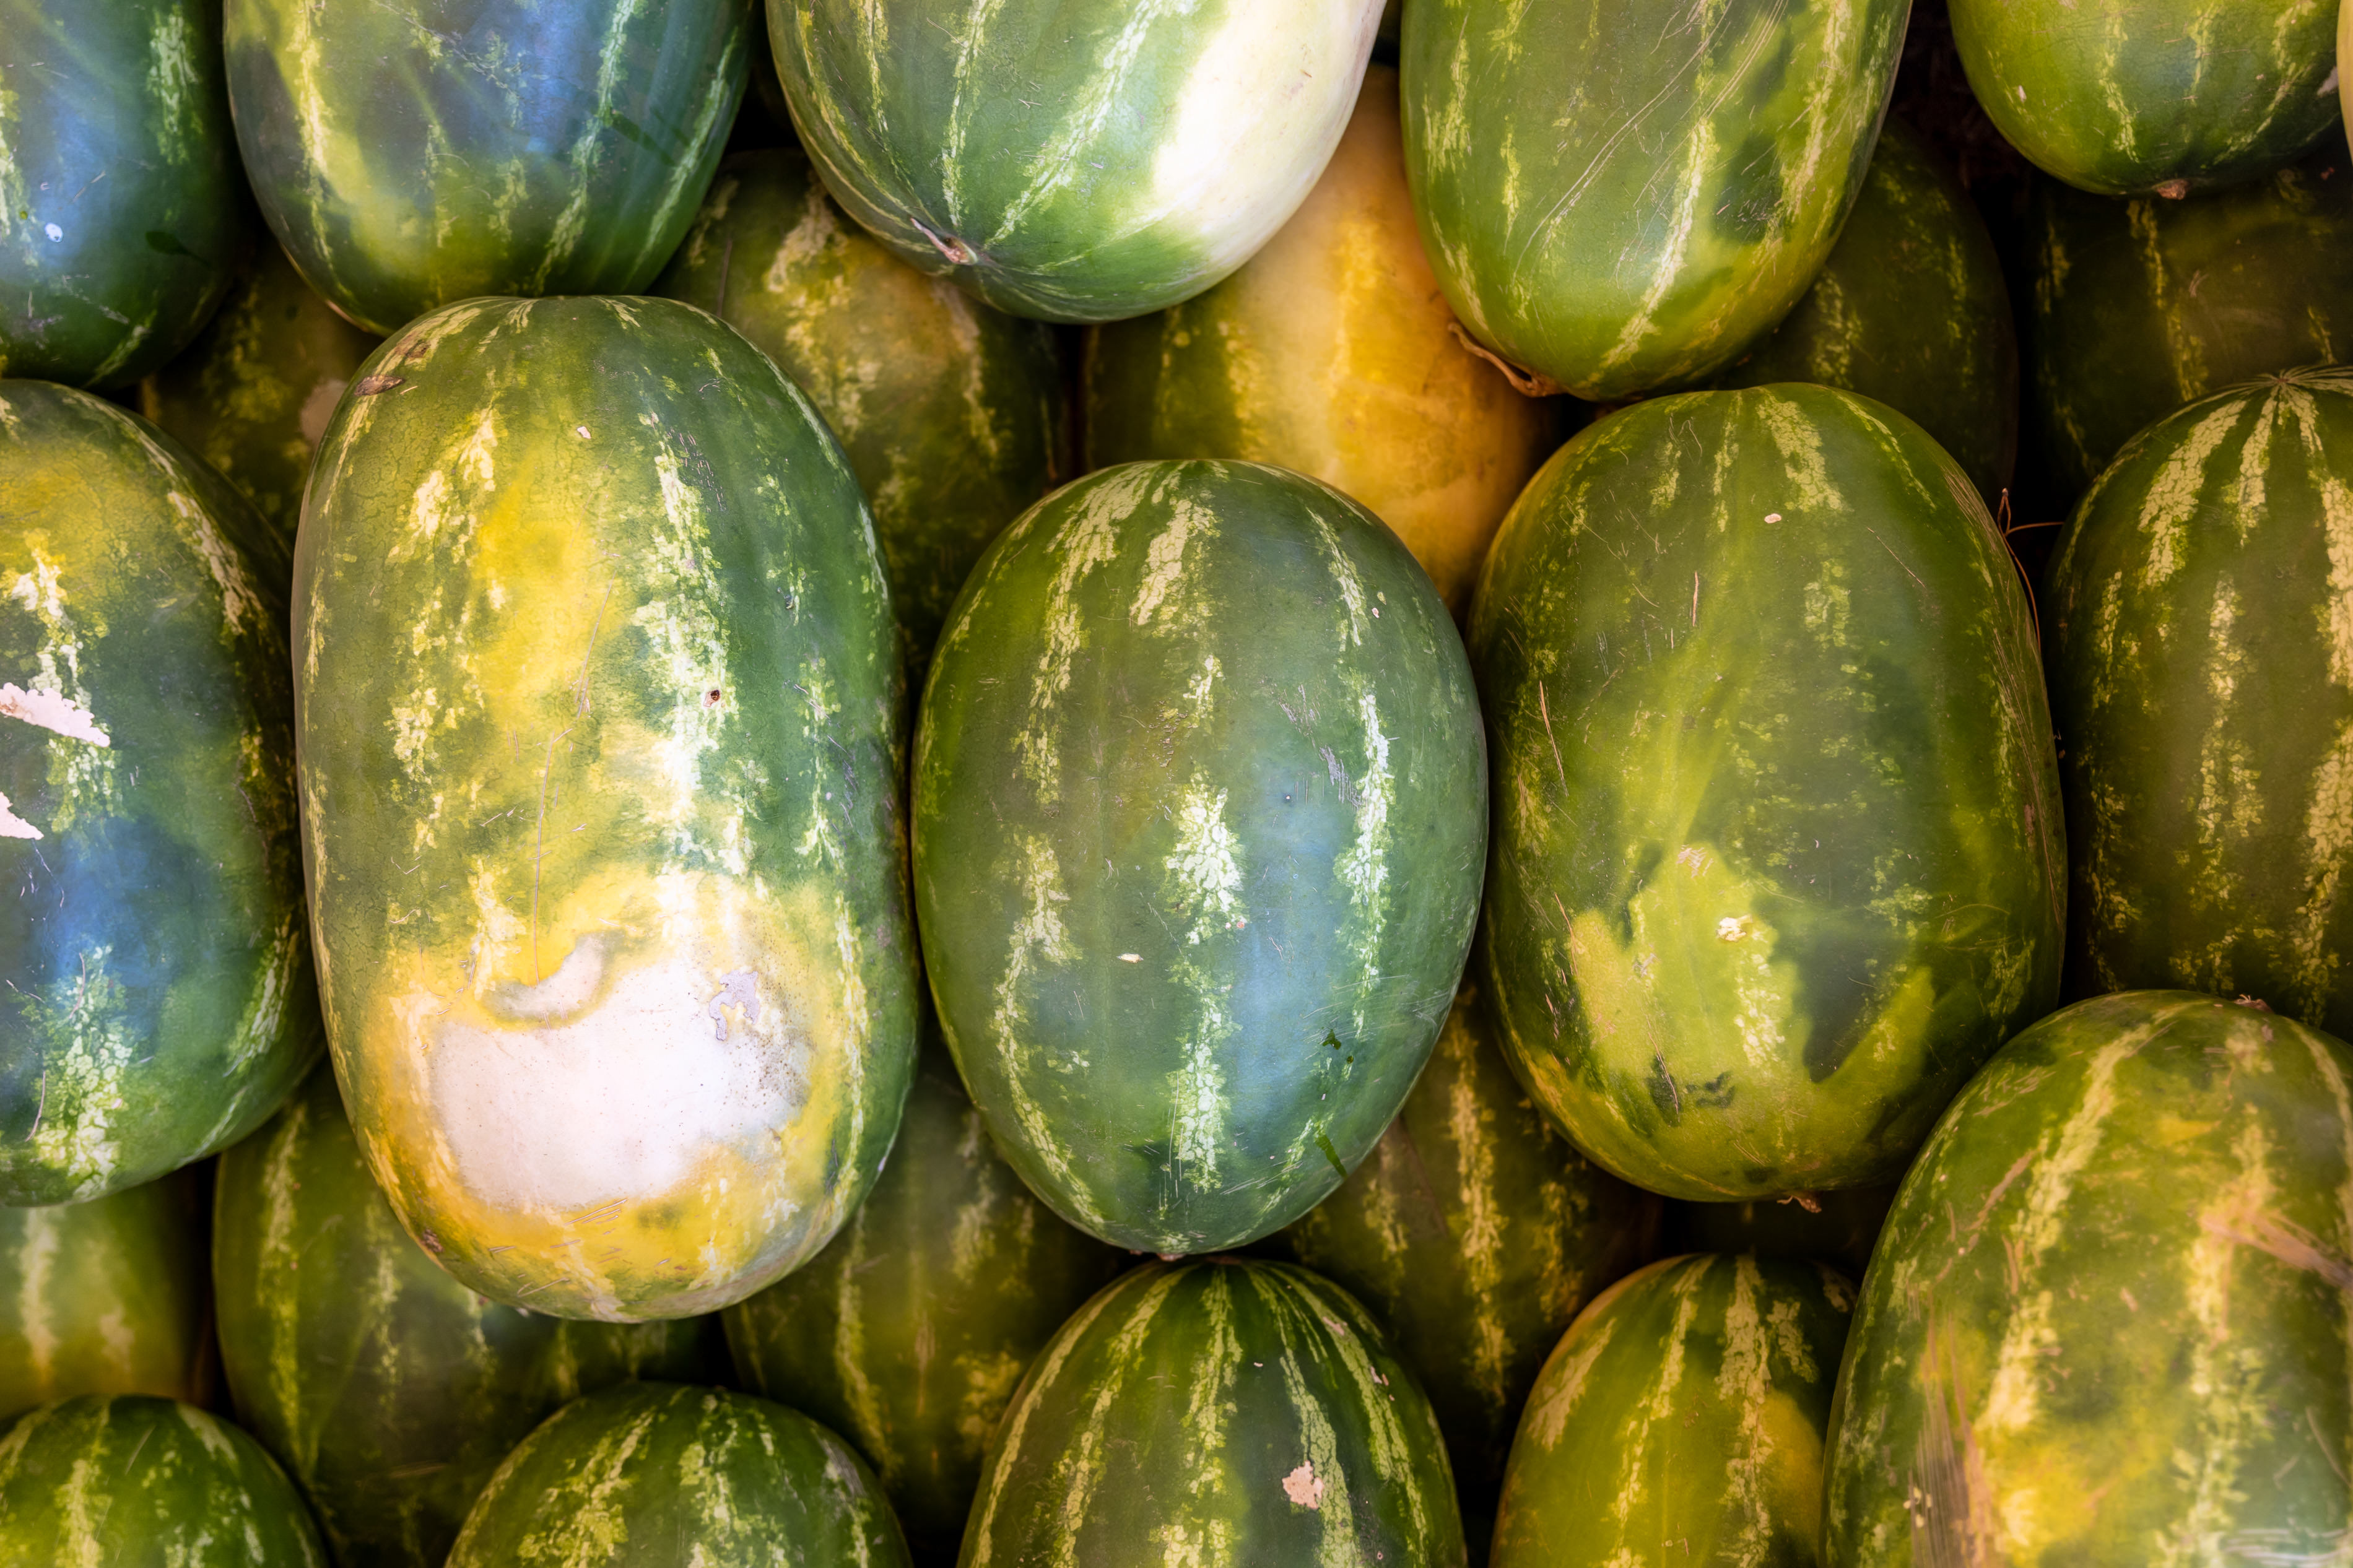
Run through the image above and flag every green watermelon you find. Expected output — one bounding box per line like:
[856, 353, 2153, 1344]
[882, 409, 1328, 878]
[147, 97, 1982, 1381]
[448, 1382, 910, 1567]
[1666, 1185, 1899, 1283]
[913, 459, 1487, 1255]
[0, 1394, 323, 1565]
[223, 0, 749, 336]
[1401, 0, 1907, 401]
[2046, 368, 2353, 1036]
[1082, 66, 1560, 617]
[0, 383, 314, 1207]
[1824, 991, 2353, 1566]
[960, 1258, 1464, 1567]
[141, 241, 381, 561]
[0, 1164, 212, 1421]
[1949, 0, 2337, 196]
[1713, 116, 2019, 506]
[294, 295, 917, 1321]
[0, 0, 243, 388]
[213, 1062, 724, 1568]
[723, 1030, 1127, 1558]
[2025, 137, 2353, 502]
[1468, 384, 2064, 1202]
[653, 148, 1068, 676]
[1274, 981, 1661, 1548]
[1491, 1253, 1854, 1567]
[770, 0, 1383, 323]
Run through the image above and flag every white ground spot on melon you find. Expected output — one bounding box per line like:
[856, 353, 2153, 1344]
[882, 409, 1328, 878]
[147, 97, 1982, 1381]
[1333, 685, 1393, 1037]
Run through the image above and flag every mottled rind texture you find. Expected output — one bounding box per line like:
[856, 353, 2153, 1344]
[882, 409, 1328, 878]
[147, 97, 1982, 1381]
[0, 1163, 211, 1421]
[0, 0, 242, 388]
[0, 1394, 324, 1566]
[1950, 0, 2336, 196]
[2048, 369, 2353, 1034]
[1276, 982, 1661, 1545]
[224, 0, 750, 335]
[1715, 116, 2018, 506]
[1825, 991, 2353, 1567]
[2026, 139, 2353, 502]
[960, 1260, 1466, 1568]
[0, 383, 315, 1207]
[770, 0, 1383, 322]
[213, 1063, 725, 1568]
[655, 148, 1067, 678]
[1401, 0, 1907, 401]
[446, 1382, 911, 1567]
[295, 295, 917, 1320]
[913, 459, 1488, 1255]
[1492, 1254, 1853, 1568]
[1469, 385, 2065, 1200]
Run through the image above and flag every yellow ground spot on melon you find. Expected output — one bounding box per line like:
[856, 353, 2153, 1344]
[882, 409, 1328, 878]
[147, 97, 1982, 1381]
[1129, 496, 1211, 627]
[2135, 399, 2240, 591]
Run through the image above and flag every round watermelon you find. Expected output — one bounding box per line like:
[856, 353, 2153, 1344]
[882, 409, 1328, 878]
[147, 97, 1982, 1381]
[1468, 384, 2064, 1202]
[1401, 0, 1908, 399]
[0, 0, 243, 388]
[223, 0, 749, 336]
[213, 1062, 725, 1568]
[770, 0, 1383, 323]
[0, 383, 315, 1207]
[913, 459, 1487, 1255]
[961, 1259, 1464, 1567]
[1825, 991, 2353, 1566]
[294, 295, 917, 1320]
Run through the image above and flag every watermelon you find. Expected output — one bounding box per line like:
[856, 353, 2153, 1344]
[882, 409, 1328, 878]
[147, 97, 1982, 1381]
[448, 1381, 910, 1567]
[1401, 0, 1907, 401]
[0, 1394, 323, 1565]
[1273, 980, 1661, 1548]
[0, 0, 243, 389]
[1949, 0, 2338, 197]
[2025, 137, 2353, 502]
[1824, 990, 2353, 1566]
[141, 241, 381, 561]
[1468, 384, 2065, 1202]
[2046, 368, 2353, 1036]
[1082, 66, 1561, 617]
[213, 1062, 725, 1568]
[653, 149, 1068, 677]
[769, 0, 1383, 323]
[1714, 116, 2019, 506]
[1666, 1185, 1898, 1283]
[294, 295, 917, 1321]
[0, 1164, 212, 1421]
[0, 383, 314, 1207]
[913, 459, 1487, 1255]
[723, 1030, 1128, 1558]
[1490, 1253, 1855, 1567]
[222, 0, 749, 336]
[960, 1258, 1464, 1567]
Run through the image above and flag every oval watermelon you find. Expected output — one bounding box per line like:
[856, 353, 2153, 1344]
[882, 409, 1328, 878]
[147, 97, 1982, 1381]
[213, 1062, 724, 1568]
[0, 383, 314, 1206]
[294, 295, 917, 1320]
[1274, 981, 1661, 1546]
[2046, 367, 2353, 1036]
[961, 1258, 1464, 1567]
[1401, 0, 1908, 400]
[223, 0, 749, 336]
[653, 148, 1068, 677]
[0, 0, 243, 389]
[1082, 65, 1560, 616]
[448, 1382, 910, 1567]
[1492, 1252, 1854, 1567]
[1824, 991, 2353, 1567]
[0, 1394, 323, 1564]
[770, 0, 1383, 323]
[1468, 384, 2064, 1202]
[0, 1164, 211, 1421]
[913, 459, 1487, 1255]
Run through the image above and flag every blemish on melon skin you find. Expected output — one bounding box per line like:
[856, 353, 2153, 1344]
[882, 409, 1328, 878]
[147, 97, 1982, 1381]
[1282, 1460, 1324, 1509]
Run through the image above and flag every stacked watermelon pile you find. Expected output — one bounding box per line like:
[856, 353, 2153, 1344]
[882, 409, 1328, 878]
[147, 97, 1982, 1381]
[2, 0, 2350, 1562]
